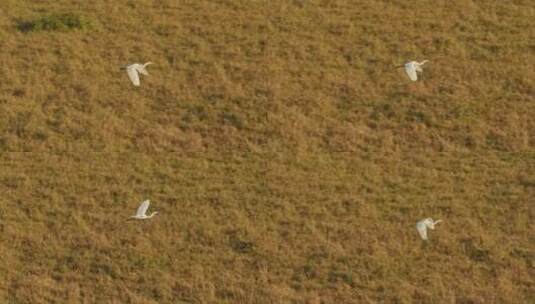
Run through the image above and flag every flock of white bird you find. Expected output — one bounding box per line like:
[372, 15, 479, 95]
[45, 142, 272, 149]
[124, 58, 441, 241]
[129, 200, 441, 241]
[121, 59, 429, 86]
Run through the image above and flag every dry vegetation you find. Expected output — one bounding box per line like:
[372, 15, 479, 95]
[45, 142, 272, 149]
[0, 0, 533, 303]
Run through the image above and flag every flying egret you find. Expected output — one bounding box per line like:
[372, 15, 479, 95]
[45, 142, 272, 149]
[399, 60, 429, 81]
[121, 62, 153, 86]
[416, 218, 442, 240]
[131, 199, 158, 219]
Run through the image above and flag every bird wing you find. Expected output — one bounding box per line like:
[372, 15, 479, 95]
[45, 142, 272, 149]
[416, 220, 429, 240]
[136, 200, 150, 216]
[405, 63, 418, 81]
[429, 220, 442, 229]
[126, 65, 141, 86]
[415, 60, 428, 72]
[136, 65, 149, 76]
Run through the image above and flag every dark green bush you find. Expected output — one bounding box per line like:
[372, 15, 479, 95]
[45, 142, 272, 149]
[18, 13, 91, 32]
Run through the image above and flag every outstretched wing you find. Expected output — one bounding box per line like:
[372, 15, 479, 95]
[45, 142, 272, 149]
[136, 200, 150, 217]
[136, 65, 149, 76]
[416, 220, 428, 240]
[415, 60, 428, 73]
[126, 65, 141, 86]
[405, 63, 418, 81]
[136, 62, 152, 76]
[431, 219, 442, 228]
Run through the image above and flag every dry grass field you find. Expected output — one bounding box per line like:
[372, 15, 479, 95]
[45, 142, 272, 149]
[0, 0, 533, 303]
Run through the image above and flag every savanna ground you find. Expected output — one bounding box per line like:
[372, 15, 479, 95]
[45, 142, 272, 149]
[0, 0, 533, 303]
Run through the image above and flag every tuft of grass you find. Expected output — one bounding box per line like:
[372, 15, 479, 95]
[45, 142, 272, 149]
[18, 13, 91, 32]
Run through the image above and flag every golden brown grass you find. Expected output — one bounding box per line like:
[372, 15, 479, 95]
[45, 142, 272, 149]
[0, 0, 534, 303]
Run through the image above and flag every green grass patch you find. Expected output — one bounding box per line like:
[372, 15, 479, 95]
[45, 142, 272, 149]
[18, 13, 91, 32]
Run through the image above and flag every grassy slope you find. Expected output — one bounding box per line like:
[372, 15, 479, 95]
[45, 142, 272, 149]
[0, 0, 534, 303]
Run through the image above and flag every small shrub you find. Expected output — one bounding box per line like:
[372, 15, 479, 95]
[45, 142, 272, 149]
[230, 238, 254, 253]
[328, 270, 354, 286]
[406, 109, 433, 126]
[18, 13, 91, 32]
[221, 112, 244, 129]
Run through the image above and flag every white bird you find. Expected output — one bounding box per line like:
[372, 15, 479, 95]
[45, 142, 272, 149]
[401, 60, 429, 81]
[131, 199, 158, 219]
[122, 62, 152, 86]
[416, 218, 442, 240]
